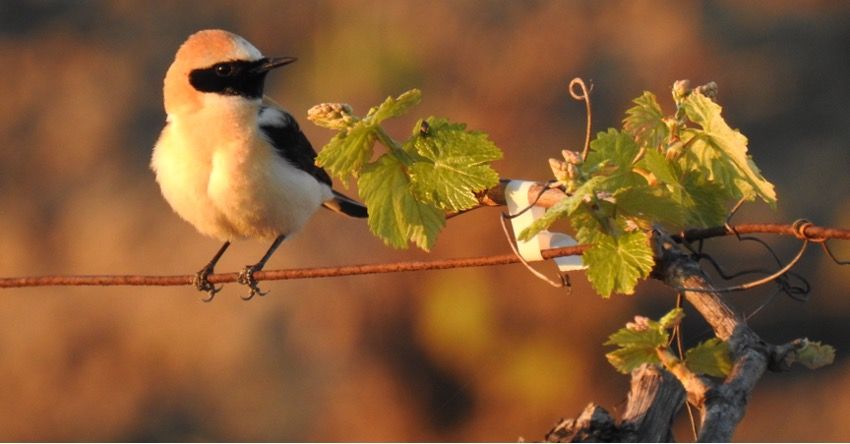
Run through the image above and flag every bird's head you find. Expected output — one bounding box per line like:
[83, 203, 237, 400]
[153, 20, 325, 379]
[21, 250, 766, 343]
[163, 29, 295, 115]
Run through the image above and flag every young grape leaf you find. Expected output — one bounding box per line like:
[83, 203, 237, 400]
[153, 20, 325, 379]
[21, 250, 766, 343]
[597, 169, 646, 194]
[583, 230, 654, 297]
[570, 206, 607, 245]
[314, 90, 501, 251]
[615, 185, 686, 228]
[680, 130, 745, 197]
[316, 89, 422, 182]
[586, 128, 641, 170]
[638, 148, 681, 189]
[678, 172, 729, 227]
[358, 154, 445, 250]
[368, 89, 423, 124]
[316, 121, 377, 182]
[624, 91, 669, 149]
[685, 338, 732, 377]
[407, 117, 502, 212]
[658, 307, 684, 329]
[795, 340, 836, 370]
[604, 308, 681, 374]
[605, 341, 662, 374]
[681, 91, 777, 206]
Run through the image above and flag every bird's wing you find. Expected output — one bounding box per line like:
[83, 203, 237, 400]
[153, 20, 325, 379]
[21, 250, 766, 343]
[259, 99, 368, 218]
[257, 102, 332, 187]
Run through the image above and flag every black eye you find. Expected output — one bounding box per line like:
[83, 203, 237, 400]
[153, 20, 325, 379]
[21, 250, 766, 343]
[214, 63, 235, 77]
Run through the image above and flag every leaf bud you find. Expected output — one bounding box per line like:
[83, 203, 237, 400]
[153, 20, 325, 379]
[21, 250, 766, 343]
[307, 103, 356, 130]
[561, 149, 582, 166]
[567, 163, 579, 181]
[695, 81, 719, 101]
[549, 158, 569, 182]
[626, 316, 651, 331]
[672, 79, 691, 102]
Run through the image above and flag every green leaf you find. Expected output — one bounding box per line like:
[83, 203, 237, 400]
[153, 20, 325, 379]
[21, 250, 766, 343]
[315, 120, 377, 182]
[681, 91, 777, 206]
[795, 340, 836, 370]
[597, 170, 646, 193]
[583, 230, 655, 297]
[368, 89, 423, 124]
[679, 173, 728, 227]
[615, 185, 686, 228]
[587, 128, 641, 171]
[404, 200, 446, 251]
[316, 89, 423, 182]
[658, 307, 684, 329]
[407, 117, 502, 212]
[605, 342, 661, 374]
[518, 195, 579, 242]
[357, 154, 445, 250]
[604, 310, 679, 374]
[623, 91, 669, 149]
[685, 338, 732, 377]
[639, 148, 681, 188]
[518, 176, 606, 241]
[570, 206, 607, 245]
[680, 130, 743, 197]
[357, 154, 409, 248]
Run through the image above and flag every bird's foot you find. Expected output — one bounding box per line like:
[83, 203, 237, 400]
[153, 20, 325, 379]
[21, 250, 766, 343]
[237, 264, 268, 300]
[194, 266, 223, 303]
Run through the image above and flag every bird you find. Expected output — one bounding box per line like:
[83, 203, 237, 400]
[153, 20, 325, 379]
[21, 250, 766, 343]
[151, 29, 367, 301]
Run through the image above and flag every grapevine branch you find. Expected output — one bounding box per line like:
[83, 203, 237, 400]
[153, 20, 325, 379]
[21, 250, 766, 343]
[654, 230, 811, 441]
[1, 180, 848, 289]
[543, 229, 830, 443]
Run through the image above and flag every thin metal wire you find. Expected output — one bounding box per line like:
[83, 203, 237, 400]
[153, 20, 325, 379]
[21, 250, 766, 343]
[821, 241, 850, 265]
[678, 213, 814, 302]
[674, 239, 808, 293]
[501, 179, 561, 220]
[688, 236, 810, 299]
[499, 213, 566, 288]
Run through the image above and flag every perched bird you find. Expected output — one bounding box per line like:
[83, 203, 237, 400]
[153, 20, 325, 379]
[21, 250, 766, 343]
[151, 29, 367, 301]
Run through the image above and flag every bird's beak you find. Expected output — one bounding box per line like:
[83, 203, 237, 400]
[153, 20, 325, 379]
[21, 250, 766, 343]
[252, 56, 297, 74]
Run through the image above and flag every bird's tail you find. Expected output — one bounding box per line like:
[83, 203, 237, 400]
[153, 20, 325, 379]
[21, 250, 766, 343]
[323, 190, 368, 218]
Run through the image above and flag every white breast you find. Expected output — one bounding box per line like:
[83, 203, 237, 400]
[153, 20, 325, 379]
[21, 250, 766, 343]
[151, 99, 331, 241]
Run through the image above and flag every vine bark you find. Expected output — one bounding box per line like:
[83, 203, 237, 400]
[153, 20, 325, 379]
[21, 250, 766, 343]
[543, 230, 817, 442]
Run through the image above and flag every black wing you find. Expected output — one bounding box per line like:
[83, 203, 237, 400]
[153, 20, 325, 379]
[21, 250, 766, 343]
[258, 105, 332, 187]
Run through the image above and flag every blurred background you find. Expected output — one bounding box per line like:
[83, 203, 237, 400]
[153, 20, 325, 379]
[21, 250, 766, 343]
[1, 0, 849, 441]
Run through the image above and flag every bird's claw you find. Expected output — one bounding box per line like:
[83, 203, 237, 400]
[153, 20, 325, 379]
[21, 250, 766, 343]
[194, 267, 223, 303]
[237, 264, 268, 300]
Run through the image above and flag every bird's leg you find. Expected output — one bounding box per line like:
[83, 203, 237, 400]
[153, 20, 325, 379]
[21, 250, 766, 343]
[238, 235, 286, 300]
[194, 241, 231, 302]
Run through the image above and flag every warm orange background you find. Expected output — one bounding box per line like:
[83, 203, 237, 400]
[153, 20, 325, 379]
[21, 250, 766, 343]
[1, 1, 849, 441]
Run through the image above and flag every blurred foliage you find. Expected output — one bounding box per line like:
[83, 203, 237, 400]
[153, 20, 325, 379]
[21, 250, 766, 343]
[0, 0, 849, 441]
[416, 272, 495, 373]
